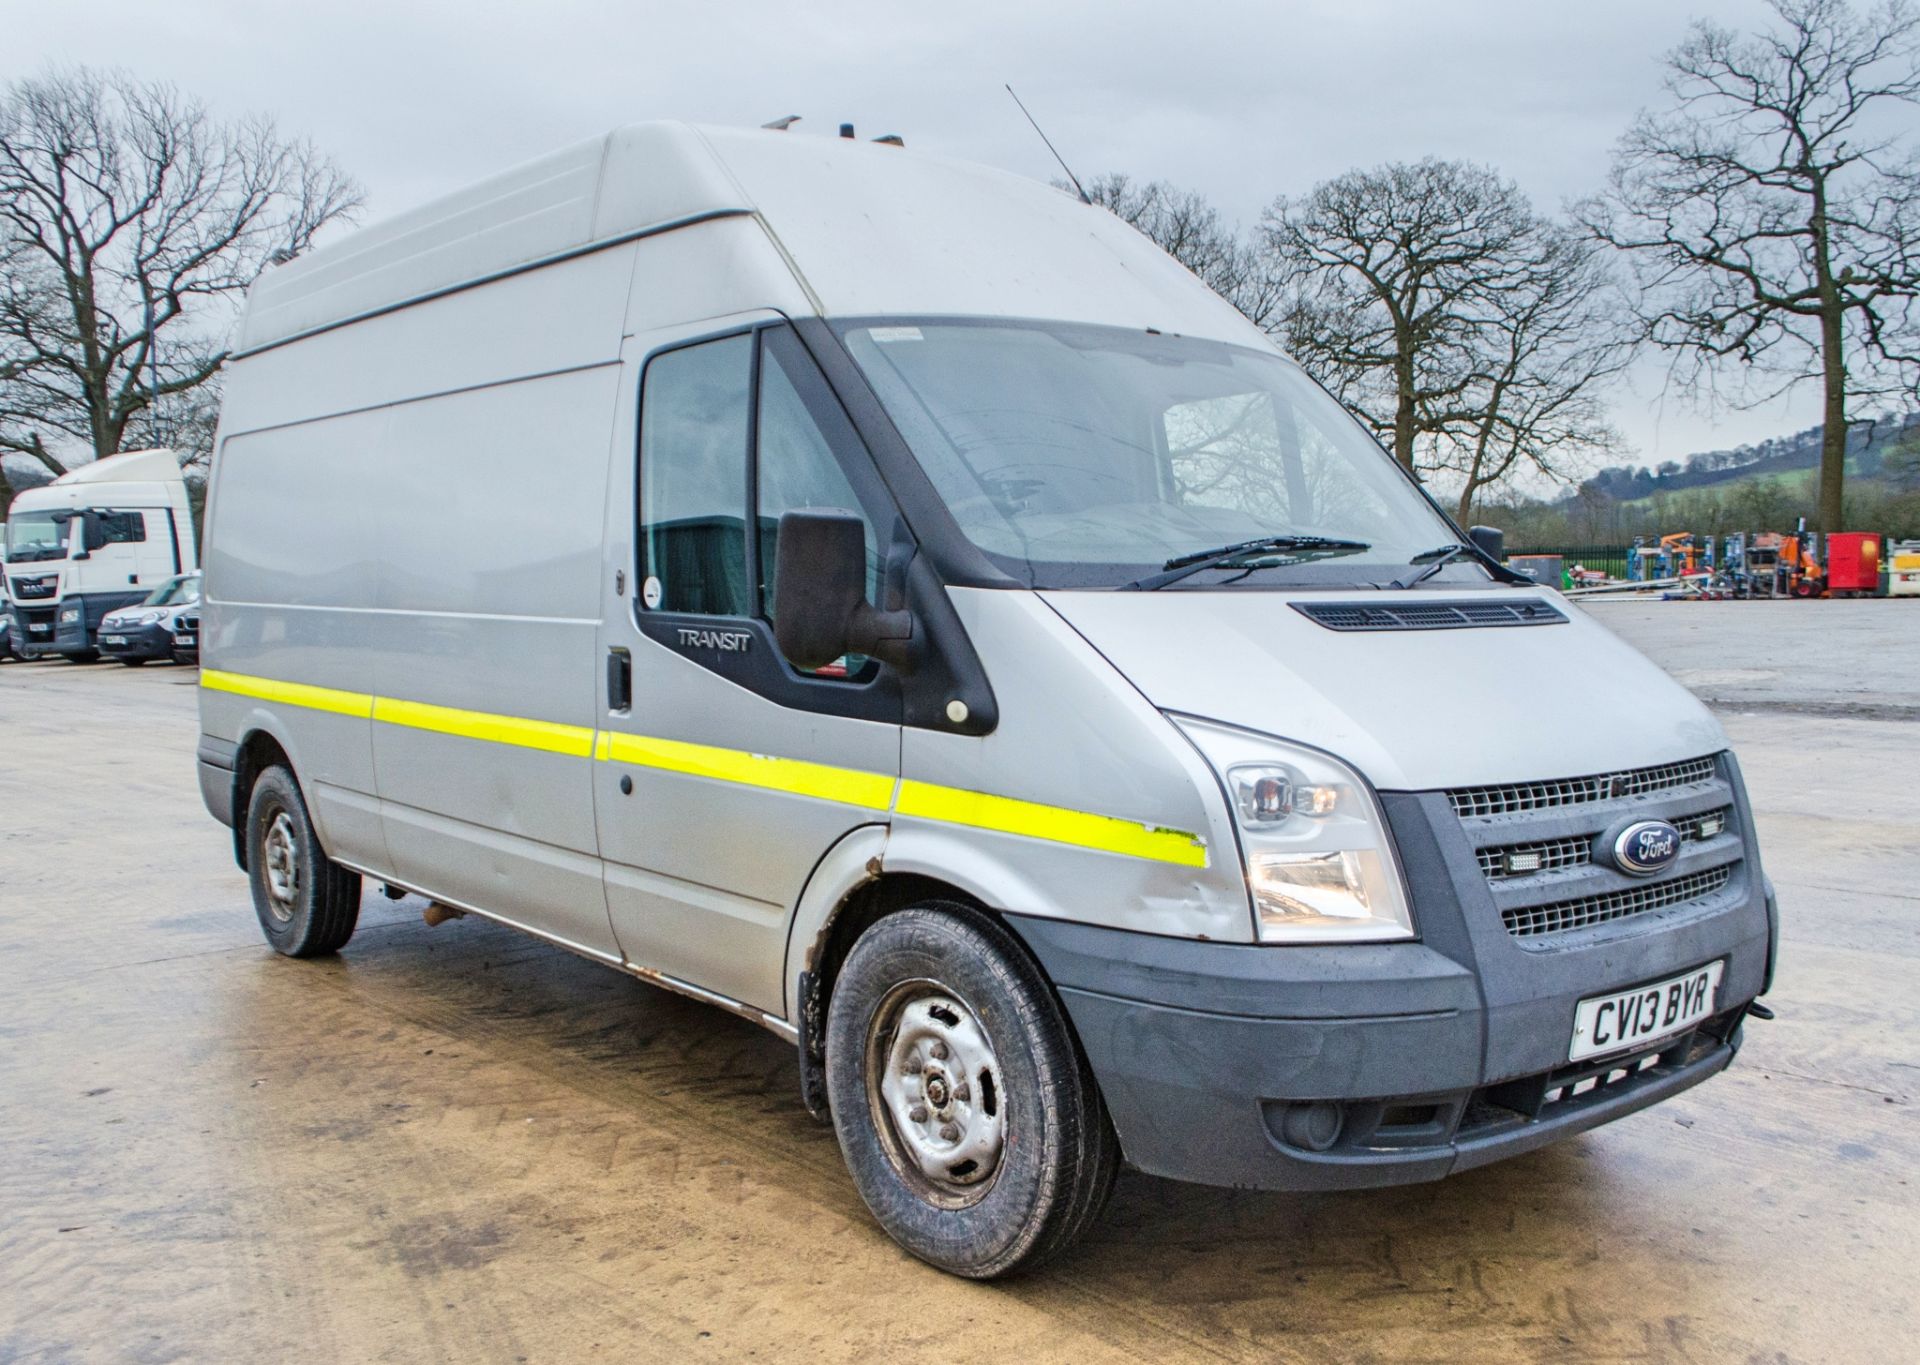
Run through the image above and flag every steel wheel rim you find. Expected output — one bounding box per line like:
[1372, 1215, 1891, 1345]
[261, 809, 300, 923]
[865, 978, 1007, 1208]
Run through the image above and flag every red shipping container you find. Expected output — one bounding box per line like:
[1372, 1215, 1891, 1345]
[1826, 532, 1884, 594]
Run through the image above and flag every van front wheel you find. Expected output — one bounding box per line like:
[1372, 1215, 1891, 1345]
[244, 765, 361, 957]
[825, 905, 1118, 1278]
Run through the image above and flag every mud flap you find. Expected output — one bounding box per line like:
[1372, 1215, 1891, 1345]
[797, 969, 830, 1121]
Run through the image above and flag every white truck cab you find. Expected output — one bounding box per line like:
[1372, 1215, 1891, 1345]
[4, 449, 197, 660]
[194, 124, 1776, 1277]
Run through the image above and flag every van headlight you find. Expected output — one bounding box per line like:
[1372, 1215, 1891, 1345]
[1174, 717, 1414, 943]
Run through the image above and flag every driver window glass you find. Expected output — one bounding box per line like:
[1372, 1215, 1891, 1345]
[88, 510, 148, 547]
[639, 334, 753, 616]
[756, 340, 880, 622]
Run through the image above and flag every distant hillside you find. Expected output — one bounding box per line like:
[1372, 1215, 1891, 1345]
[1583, 411, 1919, 502]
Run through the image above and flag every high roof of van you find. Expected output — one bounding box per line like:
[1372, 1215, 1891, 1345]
[235, 122, 1265, 356]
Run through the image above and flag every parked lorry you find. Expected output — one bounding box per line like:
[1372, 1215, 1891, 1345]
[195, 123, 1777, 1277]
[3, 449, 198, 660]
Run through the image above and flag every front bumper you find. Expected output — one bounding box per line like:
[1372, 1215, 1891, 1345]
[98, 621, 175, 660]
[1006, 764, 1773, 1192]
[1014, 911, 1752, 1190]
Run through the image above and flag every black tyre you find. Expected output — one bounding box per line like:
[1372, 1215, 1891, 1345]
[825, 904, 1118, 1278]
[118, 657, 147, 667]
[244, 765, 361, 957]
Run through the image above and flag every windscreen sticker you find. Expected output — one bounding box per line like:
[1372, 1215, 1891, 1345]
[867, 326, 923, 343]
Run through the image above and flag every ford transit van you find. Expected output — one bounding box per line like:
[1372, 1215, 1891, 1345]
[196, 123, 1776, 1278]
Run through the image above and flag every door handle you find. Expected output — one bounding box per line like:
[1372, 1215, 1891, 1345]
[606, 646, 632, 713]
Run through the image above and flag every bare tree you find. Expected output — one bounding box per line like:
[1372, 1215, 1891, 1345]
[0, 67, 362, 511]
[1265, 160, 1539, 473]
[1082, 173, 1285, 328]
[1580, 0, 1920, 531]
[1432, 226, 1633, 521]
[1266, 160, 1628, 510]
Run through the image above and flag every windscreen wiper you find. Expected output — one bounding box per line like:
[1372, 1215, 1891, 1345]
[1387, 543, 1471, 591]
[1123, 535, 1372, 591]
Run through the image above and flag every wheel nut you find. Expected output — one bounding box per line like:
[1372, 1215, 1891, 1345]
[909, 1106, 928, 1124]
[930, 1042, 949, 1061]
[939, 1124, 960, 1142]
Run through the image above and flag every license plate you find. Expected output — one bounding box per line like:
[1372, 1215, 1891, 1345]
[175, 634, 196, 646]
[28, 624, 49, 635]
[1570, 960, 1724, 1061]
[102, 635, 126, 646]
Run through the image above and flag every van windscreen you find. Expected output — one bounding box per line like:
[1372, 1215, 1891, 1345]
[840, 320, 1474, 590]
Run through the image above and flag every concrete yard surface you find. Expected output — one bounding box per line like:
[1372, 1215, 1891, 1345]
[1, 601, 1915, 1363]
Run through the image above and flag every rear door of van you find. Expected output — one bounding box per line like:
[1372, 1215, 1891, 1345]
[593, 317, 902, 1017]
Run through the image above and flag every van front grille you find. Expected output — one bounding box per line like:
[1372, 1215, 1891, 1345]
[1476, 806, 1733, 879]
[1502, 866, 1734, 939]
[1448, 756, 1718, 818]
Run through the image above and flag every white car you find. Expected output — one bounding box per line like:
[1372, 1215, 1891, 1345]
[98, 573, 201, 665]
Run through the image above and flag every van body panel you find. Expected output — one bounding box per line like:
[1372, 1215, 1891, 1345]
[691, 126, 1260, 344]
[235, 131, 748, 355]
[784, 823, 893, 1012]
[898, 589, 1251, 942]
[1040, 588, 1729, 791]
[622, 219, 817, 337]
[219, 247, 638, 435]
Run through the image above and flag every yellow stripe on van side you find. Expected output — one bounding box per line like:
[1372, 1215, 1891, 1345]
[894, 779, 1209, 868]
[370, 696, 596, 758]
[199, 669, 374, 719]
[597, 731, 896, 810]
[200, 668, 1205, 867]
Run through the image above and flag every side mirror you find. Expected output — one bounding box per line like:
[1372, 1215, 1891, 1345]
[1468, 525, 1505, 562]
[772, 510, 912, 671]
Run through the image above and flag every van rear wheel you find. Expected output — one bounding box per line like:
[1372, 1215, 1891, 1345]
[245, 765, 361, 957]
[824, 905, 1118, 1278]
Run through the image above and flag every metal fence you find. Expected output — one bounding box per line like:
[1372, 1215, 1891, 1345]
[1507, 543, 1633, 579]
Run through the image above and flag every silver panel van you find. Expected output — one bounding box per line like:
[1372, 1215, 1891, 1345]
[197, 123, 1776, 1277]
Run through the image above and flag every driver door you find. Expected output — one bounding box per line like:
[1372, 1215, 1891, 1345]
[594, 320, 901, 1018]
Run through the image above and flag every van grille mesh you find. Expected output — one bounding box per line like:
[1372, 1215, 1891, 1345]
[1502, 867, 1734, 938]
[1448, 756, 1717, 818]
[1293, 599, 1566, 632]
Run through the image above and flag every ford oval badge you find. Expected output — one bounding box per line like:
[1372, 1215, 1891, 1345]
[1606, 819, 1681, 876]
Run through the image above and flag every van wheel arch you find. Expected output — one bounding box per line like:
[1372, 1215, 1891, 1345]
[230, 731, 295, 871]
[798, 876, 1111, 1140]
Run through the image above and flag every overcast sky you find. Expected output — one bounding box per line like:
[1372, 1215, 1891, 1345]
[11, 0, 1825, 469]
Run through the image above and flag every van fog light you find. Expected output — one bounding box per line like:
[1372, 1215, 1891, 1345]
[1278, 1100, 1344, 1152]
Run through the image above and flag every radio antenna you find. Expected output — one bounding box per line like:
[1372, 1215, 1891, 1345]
[1004, 84, 1091, 205]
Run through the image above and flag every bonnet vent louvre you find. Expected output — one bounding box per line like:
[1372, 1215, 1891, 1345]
[1291, 599, 1568, 632]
